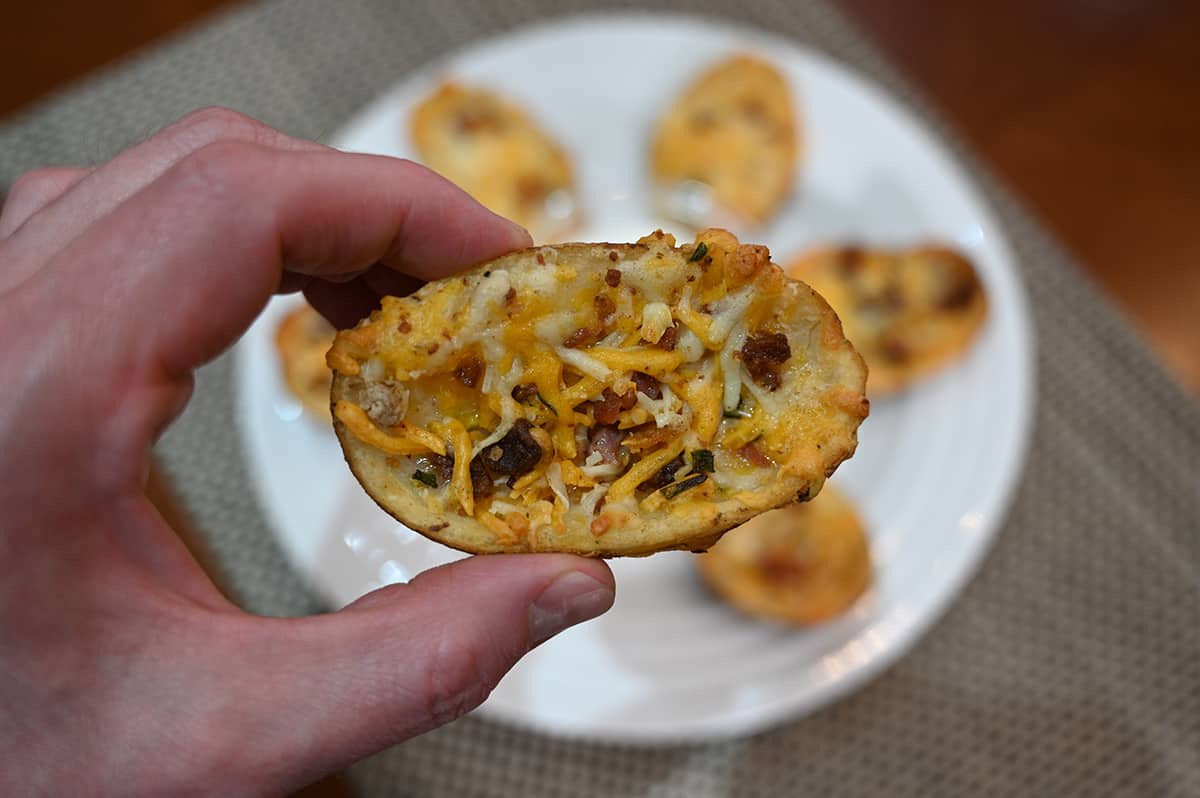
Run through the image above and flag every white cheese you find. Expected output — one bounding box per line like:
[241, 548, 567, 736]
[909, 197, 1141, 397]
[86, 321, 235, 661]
[640, 302, 673, 344]
[546, 461, 570, 509]
[557, 346, 613, 381]
[720, 325, 748, 413]
[579, 483, 609, 516]
[706, 285, 756, 346]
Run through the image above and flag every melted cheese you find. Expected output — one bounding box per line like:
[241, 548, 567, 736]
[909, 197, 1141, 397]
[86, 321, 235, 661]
[327, 228, 856, 546]
[334, 401, 444, 455]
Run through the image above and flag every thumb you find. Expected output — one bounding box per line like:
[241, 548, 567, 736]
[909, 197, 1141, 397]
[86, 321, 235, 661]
[231, 554, 614, 791]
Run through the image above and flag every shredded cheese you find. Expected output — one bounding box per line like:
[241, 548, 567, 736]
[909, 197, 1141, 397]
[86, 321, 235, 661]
[443, 419, 475, 516]
[556, 346, 612, 381]
[607, 440, 687, 502]
[640, 302, 673, 344]
[334, 401, 444, 455]
[587, 347, 684, 377]
[676, 362, 721, 444]
[324, 228, 843, 548]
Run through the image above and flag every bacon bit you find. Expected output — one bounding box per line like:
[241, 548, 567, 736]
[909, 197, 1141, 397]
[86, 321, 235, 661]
[594, 294, 616, 321]
[592, 388, 635, 425]
[740, 97, 766, 119]
[587, 425, 625, 464]
[759, 550, 811, 582]
[469, 457, 494, 499]
[607, 251, 620, 263]
[880, 335, 911, 364]
[481, 419, 543, 476]
[731, 244, 770, 282]
[425, 342, 440, 355]
[622, 423, 672, 451]
[504, 287, 517, 304]
[656, 324, 680, 352]
[632, 372, 662, 400]
[605, 268, 622, 286]
[398, 319, 412, 333]
[737, 443, 774, 468]
[939, 274, 979, 310]
[511, 383, 538, 402]
[739, 332, 791, 391]
[457, 109, 501, 133]
[563, 326, 603, 349]
[876, 282, 906, 311]
[536, 253, 545, 265]
[837, 247, 864, 276]
[453, 355, 483, 388]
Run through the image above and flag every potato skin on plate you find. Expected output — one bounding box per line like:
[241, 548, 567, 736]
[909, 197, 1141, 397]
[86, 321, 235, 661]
[787, 245, 987, 396]
[697, 483, 871, 625]
[651, 55, 799, 225]
[411, 82, 576, 242]
[328, 229, 867, 556]
[275, 304, 335, 420]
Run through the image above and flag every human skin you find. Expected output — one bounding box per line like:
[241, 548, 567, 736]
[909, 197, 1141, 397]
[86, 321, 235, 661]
[0, 108, 615, 797]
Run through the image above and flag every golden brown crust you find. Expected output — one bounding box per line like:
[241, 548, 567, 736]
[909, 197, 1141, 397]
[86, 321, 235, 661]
[410, 82, 576, 242]
[651, 55, 799, 224]
[787, 245, 988, 395]
[329, 230, 867, 557]
[696, 483, 872, 624]
[275, 304, 335, 420]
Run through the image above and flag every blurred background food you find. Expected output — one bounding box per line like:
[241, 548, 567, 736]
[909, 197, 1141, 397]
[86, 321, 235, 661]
[696, 483, 872, 625]
[275, 304, 336, 420]
[789, 245, 987, 396]
[410, 83, 578, 243]
[651, 54, 798, 230]
[5, 1, 1194, 394]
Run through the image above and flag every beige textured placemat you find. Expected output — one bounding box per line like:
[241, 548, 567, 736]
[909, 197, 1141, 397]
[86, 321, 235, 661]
[3, 1, 1198, 795]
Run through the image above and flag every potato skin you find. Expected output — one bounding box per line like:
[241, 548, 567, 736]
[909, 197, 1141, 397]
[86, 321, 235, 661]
[330, 234, 867, 556]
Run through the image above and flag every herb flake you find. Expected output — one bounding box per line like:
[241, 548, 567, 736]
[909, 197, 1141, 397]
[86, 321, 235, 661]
[661, 473, 708, 500]
[535, 391, 557, 415]
[688, 242, 709, 262]
[412, 470, 439, 489]
[690, 449, 715, 473]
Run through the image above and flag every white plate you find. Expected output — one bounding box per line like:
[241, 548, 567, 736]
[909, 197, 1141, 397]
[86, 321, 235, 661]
[234, 12, 1034, 743]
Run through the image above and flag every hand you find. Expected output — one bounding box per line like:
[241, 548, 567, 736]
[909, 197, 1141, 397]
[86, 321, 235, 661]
[0, 108, 615, 797]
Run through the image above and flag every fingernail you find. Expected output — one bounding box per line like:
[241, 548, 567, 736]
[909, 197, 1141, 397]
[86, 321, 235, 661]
[497, 214, 534, 248]
[529, 571, 614, 647]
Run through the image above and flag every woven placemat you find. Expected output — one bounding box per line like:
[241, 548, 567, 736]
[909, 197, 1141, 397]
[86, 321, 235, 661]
[3, 1, 1198, 795]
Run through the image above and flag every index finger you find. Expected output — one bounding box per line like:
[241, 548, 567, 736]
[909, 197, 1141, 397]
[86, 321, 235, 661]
[21, 140, 530, 461]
